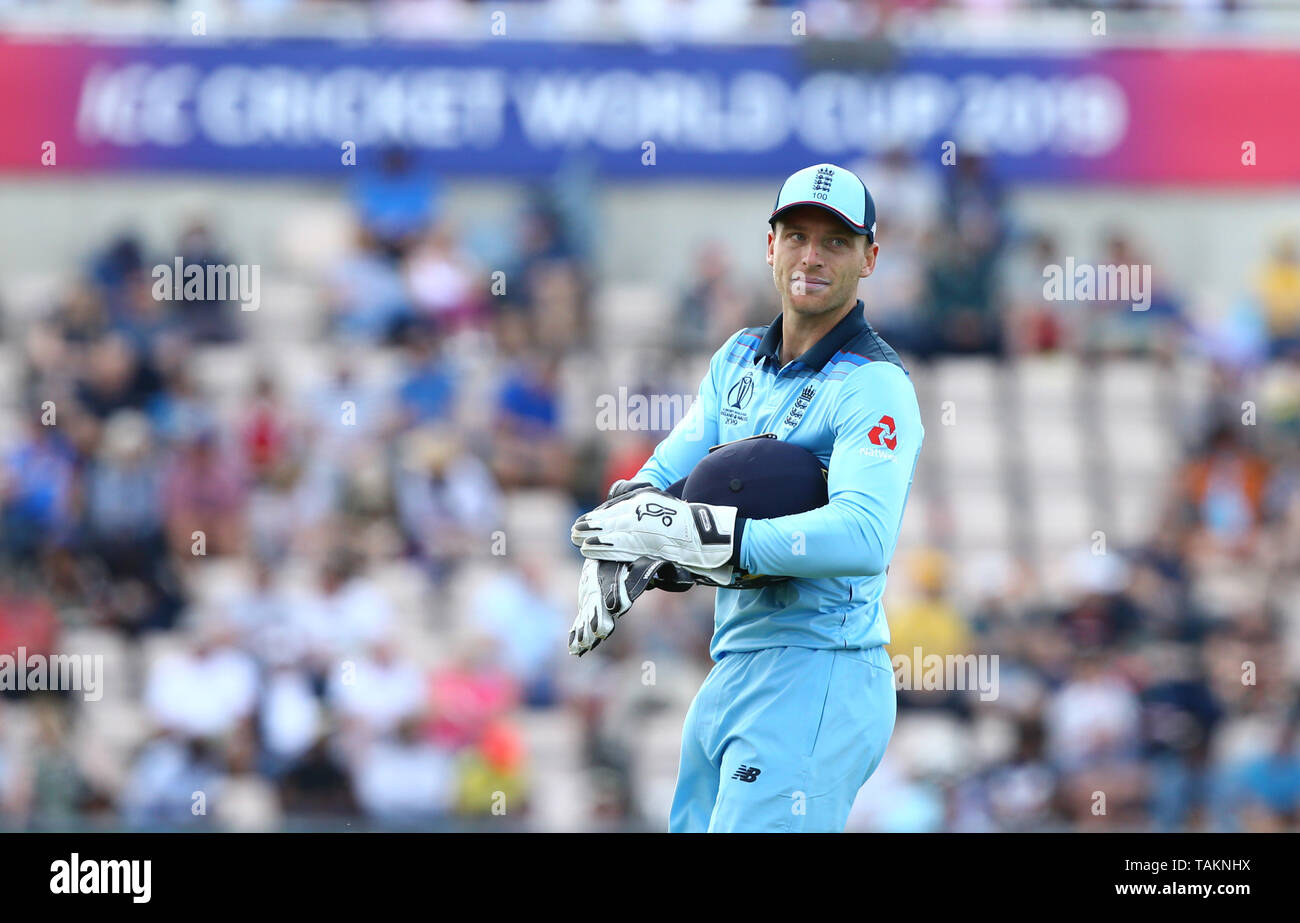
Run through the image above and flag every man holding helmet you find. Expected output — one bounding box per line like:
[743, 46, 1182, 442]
[571, 163, 925, 833]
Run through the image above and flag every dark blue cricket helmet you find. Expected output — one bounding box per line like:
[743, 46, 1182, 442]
[671, 433, 828, 587]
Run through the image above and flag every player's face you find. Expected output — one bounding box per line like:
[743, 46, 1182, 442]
[767, 207, 877, 317]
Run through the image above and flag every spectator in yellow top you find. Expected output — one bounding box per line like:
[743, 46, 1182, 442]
[888, 547, 970, 660]
[1257, 232, 1300, 358]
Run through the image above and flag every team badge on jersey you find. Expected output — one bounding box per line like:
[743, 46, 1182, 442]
[782, 384, 817, 431]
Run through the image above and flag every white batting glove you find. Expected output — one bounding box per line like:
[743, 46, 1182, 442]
[569, 556, 697, 656]
[571, 488, 738, 585]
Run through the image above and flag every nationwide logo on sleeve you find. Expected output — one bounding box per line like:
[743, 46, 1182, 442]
[861, 414, 898, 461]
[867, 415, 897, 450]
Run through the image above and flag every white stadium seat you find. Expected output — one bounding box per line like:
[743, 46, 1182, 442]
[1015, 355, 1081, 420]
[1027, 485, 1095, 551]
[951, 490, 1014, 550]
[932, 357, 1000, 411]
[1107, 414, 1176, 477]
[1109, 477, 1169, 546]
[593, 284, 672, 353]
[1022, 417, 1086, 479]
[1098, 358, 1160, 419]
[932, 410, 1005, 478]
[275, 204, 356, 279]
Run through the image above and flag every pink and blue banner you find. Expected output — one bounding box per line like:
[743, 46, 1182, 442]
[2, 36, 1297, 183]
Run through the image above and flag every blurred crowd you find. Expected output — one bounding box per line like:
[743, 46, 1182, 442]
[843, 147, 1300, 831]
[0, 0, 1272, 43]
[1, 140, 1298, 831]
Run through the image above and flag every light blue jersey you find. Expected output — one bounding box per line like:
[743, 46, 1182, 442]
[633, 299, 924, 660]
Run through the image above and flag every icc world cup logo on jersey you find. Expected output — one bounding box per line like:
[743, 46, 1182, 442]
[727, 374, 754, 410]
[722, 373, 754, 426]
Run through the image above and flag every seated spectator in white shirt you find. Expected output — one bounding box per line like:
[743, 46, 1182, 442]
[327, 639, 425, 739]
[352, 717, 455, 825]
[289, 548, 396, 675]
[144, 620, 259, 740]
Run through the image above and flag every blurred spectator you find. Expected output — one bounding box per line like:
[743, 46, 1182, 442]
[1178, 422, 1272, 561]
[212, 728, 282, 830]
[327, 640, 426, 739]
[1000, 231, 1068, 354]
[530, 259, 586, 354]
[83, 410, 168, 581]
[884, 154, 1009, 358]
[260, 668, 324, 769]
[985, 720, 1058, 832]
[1, 419, 77, 561]
[0, 576, 59, 685]
[1080, 231, 1186, 359]
[144, 621, 259, 739]
[1256, 232, 1300, 359]
[51, 281, 110, 347]
[404, 223, 487, 333]
[350, 146, 440, 260]
[945, 154, 1008, 261]
[394, 427, 500, 582]
[495, 197, 589, 353]
[912, 225, 1002, 357]
[1044, 653, 1141, 772]
[352, 716, 456, 826]
[89, 232, 145, 294]
[75, 334, 157, 420]
[599, 431, 661, 503]
[490, 355, 572, 490]
[887, 548, 972, 714]
[674, 241, 759, 358]
[852, 147, 942, 246]
[23, 704, 91, 828]
[1054, 550, 1141, 650]
[1141, 643, 1221, 830]
[278, 736, 359, 819]
[426, 637, 521, 751]
[239, 373, 298, 482]
[395, 326, 458, 427]
[172, 220, 242, 343]
[121, 735, 224, 828]
[288, 549, 395, 678]
[229, 559, 304, 667]
[161, 429, 248, 557]
[328, 226, 412, 343]
[454, 716, 528, 818]
[1226, 713, 1300, 829]
[148, 364, 216, 445]
[471, 560, 567, 706]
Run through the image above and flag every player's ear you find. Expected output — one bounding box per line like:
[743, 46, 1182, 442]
[860, 240, 878, 279]
[766, 229, 775, 266]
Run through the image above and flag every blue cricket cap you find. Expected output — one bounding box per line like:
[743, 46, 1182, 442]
[769, 163, 876, 244]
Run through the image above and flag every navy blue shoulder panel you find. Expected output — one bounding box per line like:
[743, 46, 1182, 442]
[848, 325, 908, 375]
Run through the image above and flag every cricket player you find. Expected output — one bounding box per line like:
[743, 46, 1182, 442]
[570, 163, 924, 832]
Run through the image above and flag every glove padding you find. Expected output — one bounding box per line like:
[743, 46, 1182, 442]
[571, 487, 738, 586]
[569, 556, 694, 656]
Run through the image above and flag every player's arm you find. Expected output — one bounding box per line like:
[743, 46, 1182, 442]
[568, 332, 743, 654]
[736, 362, 924, 579]
[621, 329, 741, 491]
